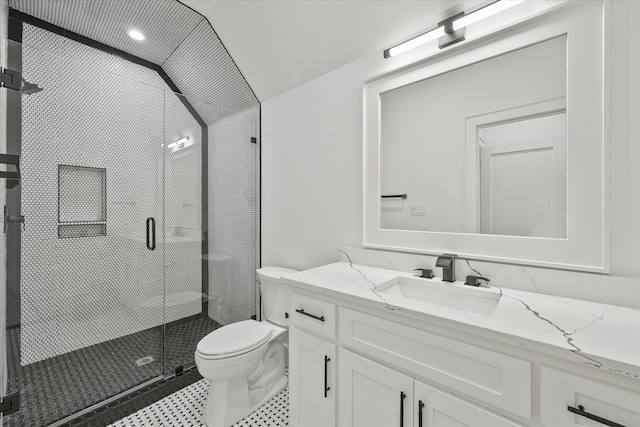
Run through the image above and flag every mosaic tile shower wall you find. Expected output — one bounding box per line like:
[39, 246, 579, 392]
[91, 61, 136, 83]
[208, 110, 259, 325]
[20, 23, 202, 364]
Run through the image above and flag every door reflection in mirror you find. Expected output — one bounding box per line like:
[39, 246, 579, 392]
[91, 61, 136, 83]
[478, 112, 566, 238]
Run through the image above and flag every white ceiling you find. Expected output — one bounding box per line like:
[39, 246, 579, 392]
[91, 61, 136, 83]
[181, 0, 466, 101]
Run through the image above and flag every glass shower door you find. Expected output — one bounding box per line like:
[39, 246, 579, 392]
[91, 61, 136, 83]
[1, 8, 262, 425]
[3, 27, 167, 426]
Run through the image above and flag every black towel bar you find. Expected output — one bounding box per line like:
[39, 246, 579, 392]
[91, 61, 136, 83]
[381, 194, 407, 199]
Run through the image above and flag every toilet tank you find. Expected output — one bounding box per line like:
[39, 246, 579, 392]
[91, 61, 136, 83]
[257, 266, 298, 327]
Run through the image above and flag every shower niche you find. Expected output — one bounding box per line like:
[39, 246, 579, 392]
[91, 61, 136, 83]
[58, 165, 107, 238]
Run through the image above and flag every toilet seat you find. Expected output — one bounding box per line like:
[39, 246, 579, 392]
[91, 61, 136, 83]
[196, 320, 273, 360]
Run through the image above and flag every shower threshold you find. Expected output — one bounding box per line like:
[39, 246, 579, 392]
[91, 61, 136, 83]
[48, 375, 164, 427]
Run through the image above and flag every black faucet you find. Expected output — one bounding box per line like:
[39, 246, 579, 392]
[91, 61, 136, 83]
[435, 254, 457, 282]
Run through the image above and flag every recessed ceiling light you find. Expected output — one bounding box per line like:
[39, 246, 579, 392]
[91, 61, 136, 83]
[128, 30, 145, 41]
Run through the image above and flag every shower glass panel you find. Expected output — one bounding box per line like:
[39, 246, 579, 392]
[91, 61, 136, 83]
[3, 24, 168, 426]
[162, 92, 260, 376]
[1, 1, 8, 425]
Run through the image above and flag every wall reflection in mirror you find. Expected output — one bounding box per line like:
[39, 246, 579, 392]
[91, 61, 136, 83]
[379, 36, 566, 238]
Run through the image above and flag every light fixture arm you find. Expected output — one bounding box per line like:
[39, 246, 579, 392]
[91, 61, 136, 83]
[438, 12, 466, 49]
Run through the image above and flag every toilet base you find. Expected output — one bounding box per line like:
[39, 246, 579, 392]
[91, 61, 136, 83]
[202, 377, 250, 427]
[201, 375, 287, 427]
[200, 341, 287, 427]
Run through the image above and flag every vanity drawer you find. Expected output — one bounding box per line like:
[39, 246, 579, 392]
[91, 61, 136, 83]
[339, 307, 531, 419]
[540, 366, 640, 427]
[290, 293, 336, 340]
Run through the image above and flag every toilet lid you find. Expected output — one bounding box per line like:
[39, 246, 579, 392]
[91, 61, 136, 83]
[197, 320, 273, 357]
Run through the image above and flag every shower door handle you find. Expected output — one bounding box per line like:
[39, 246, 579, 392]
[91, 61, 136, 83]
[146, 217, 156, 250]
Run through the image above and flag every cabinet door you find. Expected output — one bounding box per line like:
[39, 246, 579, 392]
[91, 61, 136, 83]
[339, 349, 414, 427]
[289, 327, 336, 427]
[414, 381, 523, 427]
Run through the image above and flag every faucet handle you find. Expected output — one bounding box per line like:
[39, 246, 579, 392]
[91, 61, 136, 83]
[413, 268, 434, 279]
[464, 275, 490, 287]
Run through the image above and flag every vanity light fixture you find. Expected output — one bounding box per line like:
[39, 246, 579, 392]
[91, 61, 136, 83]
[384, 0, 524, 58]
[128, 29, 145, 41]
[167, 137, 190, 150]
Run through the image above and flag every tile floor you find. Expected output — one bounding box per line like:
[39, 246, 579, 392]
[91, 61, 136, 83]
[109, 379, 289, 427]
[5, 314, 219, 426]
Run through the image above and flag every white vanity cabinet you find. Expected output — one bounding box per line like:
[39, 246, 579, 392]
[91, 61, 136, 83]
[339, 349, 414, 427]
[289, 327, 336, 427]
[286, 283, 639, 427]
[289, 293, 338, 427]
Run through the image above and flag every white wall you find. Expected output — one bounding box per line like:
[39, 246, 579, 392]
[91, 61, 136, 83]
[262, 1, 640, 307]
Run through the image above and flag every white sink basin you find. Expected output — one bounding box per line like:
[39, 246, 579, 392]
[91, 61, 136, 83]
[374, 276, 501, 316]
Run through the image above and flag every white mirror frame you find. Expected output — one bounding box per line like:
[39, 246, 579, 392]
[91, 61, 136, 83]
[363, 1, 609, 273]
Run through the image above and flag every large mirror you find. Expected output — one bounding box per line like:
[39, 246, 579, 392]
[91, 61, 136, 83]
[364, 1, 608, 272]
[380, 36, 566, 238]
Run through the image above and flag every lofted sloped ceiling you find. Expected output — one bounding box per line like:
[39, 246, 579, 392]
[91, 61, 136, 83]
[9, 0, 259, 125]
[9, 0, 473, 106]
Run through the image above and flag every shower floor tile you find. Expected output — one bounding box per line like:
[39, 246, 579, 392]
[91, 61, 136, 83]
[108, 379, 289, 427]
[4, 314, 220, 427]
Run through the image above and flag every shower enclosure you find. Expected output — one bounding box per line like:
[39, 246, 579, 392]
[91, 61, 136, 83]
[0, 1, 260, 425]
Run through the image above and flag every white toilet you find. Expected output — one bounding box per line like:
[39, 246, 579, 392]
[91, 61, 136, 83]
[195, 266, 297, 427]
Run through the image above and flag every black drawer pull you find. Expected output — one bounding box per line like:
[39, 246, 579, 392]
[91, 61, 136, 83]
[567, 405, 626, 427]
[295, 308, 324, 322]
[418, 400, 424, 427]
[399, 391, 406, 426]
[324, 355, 331, 398]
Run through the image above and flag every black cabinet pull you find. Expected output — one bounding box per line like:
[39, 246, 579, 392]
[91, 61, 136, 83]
[146, 217, 156, 250]
[400, 391, 406, 426]
[418, 400, 424, 427]
[567, 405, 626, 427]
[295, 308, 324, 322]
[324, 355, 331, 398]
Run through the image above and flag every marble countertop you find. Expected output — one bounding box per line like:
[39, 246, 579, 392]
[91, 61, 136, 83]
[281, 261, 640, 381]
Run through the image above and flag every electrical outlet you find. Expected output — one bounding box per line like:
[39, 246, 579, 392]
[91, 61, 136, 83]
[410, 205, 426, 216]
